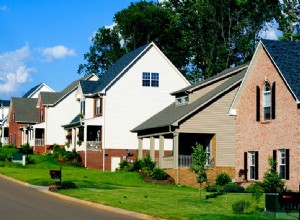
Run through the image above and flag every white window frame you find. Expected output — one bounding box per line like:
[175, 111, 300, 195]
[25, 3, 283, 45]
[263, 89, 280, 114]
[142, 72, 159, 87]
[263, 81, 271, 120]
[205, 145, 211, 166]
[278, 149, 286, 179]
[80, 100, 85, 115]
[96, 98, 101, 115]
[176, 95, 189, 106]
[249, 152, 255, 180]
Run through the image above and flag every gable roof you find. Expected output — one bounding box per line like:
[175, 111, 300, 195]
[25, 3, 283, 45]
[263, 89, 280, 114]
[261, 39, 300, 101]
[172, 64, 248, 95]
[39, 73, 96, 106]
[23, 83, 54, 98]
[80, 44, 149, 96]
[11, 98, 39, 123]
[132, 66, 247, 133]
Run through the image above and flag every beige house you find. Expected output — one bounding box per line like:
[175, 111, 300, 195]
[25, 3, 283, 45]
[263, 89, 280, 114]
[132, 64, 248, 185]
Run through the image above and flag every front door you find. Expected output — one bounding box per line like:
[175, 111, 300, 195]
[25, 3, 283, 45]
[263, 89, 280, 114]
[111, 157, 121, 172]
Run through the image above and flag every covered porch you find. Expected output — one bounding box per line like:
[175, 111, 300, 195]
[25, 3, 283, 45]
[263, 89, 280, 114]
[137, 131, 215, 170]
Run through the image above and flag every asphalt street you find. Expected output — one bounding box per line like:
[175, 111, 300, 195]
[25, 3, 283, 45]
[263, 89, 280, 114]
[0, 176, 138, 220]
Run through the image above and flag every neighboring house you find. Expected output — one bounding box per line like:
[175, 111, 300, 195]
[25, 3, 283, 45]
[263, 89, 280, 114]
[32, 74, 98, 154]
[63, 42, 190, 171]
[132, 64, 248, 186]
[8, 98, 39, 147]
[0, 100, 10, 144]
[22, 83, 55, 98]
[7, 83, 54, 147]
[231, 39, 300, 191]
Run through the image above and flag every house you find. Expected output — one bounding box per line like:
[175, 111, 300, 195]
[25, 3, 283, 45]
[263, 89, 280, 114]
[0, 100, 11, 145]
[22, 83, 55, 98]
[230, 39, 300, 191]
[32, 74, 98, 154]
[132, 64, 248, 186]
[63, 42, 190, 171]
[7, 83, 55, 147]
[8, 98, 39, 147]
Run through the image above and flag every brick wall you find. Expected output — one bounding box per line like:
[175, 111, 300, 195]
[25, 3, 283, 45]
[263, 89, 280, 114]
[236, 48, 300, 191]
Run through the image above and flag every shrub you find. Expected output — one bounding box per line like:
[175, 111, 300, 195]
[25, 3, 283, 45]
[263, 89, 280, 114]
[20, 143, 32, 155]
[61, 180, 77, 189]
[67, 161, 84, 167]
[262, 157, 284, 192]
[141, 154, 156, 171]
[129, 158, 142, 172]
[205, 184, 218, 192]
[232, 200, 250, 214]
[151, 167, 169, 180]
[206, 192, 224, 199]
[26, 156, 35, 164]
[245, 182, 265, 193]
[224, 183, 245, 193]
[118, 160, 130, 171]
[216, 172, 231, 186]
[2, 144, 16, 148]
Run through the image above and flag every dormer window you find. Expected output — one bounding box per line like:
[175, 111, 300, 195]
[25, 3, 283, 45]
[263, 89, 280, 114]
[176, 95, 189, 106]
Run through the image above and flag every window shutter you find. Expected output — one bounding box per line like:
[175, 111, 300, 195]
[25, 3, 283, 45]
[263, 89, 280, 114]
[100, 97, 103, 115]
[273, 150, 277, 172]
[256, 86, 260, 121]
[93, 99, 96, 116]
[244, 152, 248, 180]
[272, 82, 276, 119]
[255, 151, 259, 180]
[286, 149, 290, 180]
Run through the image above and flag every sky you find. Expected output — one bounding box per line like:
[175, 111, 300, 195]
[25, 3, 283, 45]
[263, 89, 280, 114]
[0, 0, 139, 100]
[0, 0, 281, 100]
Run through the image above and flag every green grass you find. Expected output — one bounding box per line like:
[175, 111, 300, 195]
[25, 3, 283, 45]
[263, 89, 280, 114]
[0, 154, 273, 220]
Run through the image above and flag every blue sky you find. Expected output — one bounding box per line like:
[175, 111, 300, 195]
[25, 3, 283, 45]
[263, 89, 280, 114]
[0, 0, 281, 100]
[0, 0, 138, 100]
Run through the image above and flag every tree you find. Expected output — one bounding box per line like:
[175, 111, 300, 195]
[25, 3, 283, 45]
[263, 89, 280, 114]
[190, 143, 208, 198]
[262, 157, 284, 193]
[277, 0, 300, 41]
[78, 26, 125, 76]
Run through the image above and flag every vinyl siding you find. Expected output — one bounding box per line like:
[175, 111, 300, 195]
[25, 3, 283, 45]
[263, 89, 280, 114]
[177, 86, 239, 167]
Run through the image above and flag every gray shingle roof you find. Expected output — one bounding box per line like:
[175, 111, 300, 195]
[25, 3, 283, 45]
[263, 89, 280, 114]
[12, 98, 39, 123]
[80, 44, 149, 95]
[132, 67, 247, 132]
[22, 83, 43, 98]
[262, 39, 300, 101]
[172, 63, 249, 95]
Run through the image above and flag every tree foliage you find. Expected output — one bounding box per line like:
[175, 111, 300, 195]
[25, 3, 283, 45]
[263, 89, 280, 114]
[191, 143, 208, 185]
[277, 0, 300, 41]
[262, 157, 284, 193]
[78, 0, 281, 81]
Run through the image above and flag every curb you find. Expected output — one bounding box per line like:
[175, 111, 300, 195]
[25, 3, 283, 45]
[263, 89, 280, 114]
[0, 174, 164, 220]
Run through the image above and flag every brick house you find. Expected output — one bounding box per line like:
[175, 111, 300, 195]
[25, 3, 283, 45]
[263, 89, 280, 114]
[230, 39, 300, 191]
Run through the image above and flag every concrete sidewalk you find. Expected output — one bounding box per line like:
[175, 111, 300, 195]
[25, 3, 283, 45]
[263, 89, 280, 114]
[0, 174, 164, 220]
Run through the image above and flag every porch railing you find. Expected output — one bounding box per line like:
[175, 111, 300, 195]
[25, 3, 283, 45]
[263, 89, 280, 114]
[35, 139, 44, 146]
[86, 141, 102, 151]
[159, 155, 214, 169]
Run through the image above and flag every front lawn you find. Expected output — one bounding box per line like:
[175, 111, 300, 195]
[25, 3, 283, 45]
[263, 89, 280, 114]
[0, 154, 272, 220]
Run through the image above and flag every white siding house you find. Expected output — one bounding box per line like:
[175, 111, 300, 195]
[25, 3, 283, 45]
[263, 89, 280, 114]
[66, 42, 190, 171]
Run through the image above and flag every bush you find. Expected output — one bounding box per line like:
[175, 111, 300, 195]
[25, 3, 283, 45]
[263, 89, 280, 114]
[245, 182, 265, 193]
[61, 180, 77, 189]
[20, 143, 32, 155]
[224, 183, 245, 193]
[216, 172, 232, 186]
[129, 158, 142, 172]
[67, 161, 84, 167]
[26, 156, 35, 164]
[206, 192, 224, 199]
[206, 184, 218, 192]
[232, 200, 250, 214]
[118, 160, 130, 171]
[151, 167, 169, 180]
[2, 144, 16, 148]
[141, 154, 156, 171]
[262, 157, 284, 193]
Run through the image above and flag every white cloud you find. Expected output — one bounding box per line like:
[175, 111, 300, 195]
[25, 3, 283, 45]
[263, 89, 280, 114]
[40, 45, 76, 61]
[0, 44, 35, 94]
[259, 21, 282, 40]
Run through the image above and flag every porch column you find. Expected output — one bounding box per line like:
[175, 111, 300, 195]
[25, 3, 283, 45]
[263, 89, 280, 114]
[173, 133, 179, 169]
[138, 138, 143, 159]
[150, 136, 155, 160]
[72, 128, 76, 151]
[84, 125, 87, 168]
[159, 135, 165, 168]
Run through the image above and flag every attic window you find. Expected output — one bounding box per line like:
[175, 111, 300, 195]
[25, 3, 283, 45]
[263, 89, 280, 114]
[176, 95, 189, 106]
[142, 72, 159, 87]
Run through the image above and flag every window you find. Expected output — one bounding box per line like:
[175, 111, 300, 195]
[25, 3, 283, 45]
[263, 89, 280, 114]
[263, 82, 271, 120]
[80, 100, 85, 115]
[248, 151, 258, 180]
[95, 98, 102, 116]
[176, 95, 189, 106]
[249, 152, 256, 180]
[273, 149, 289, 180]
[40, 109, 44, 122]
[12, 112, 15, 124]
[278, 149, 286, 179]
[142, 72, 159, 87]
[205, 146, 211, 166]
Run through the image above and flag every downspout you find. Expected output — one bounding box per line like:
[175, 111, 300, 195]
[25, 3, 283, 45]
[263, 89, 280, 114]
[102, 94, 106, 172]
